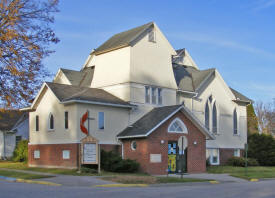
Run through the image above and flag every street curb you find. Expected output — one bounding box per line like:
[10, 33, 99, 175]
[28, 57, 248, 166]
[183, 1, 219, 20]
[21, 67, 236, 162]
[0, 176, 61, 186]
[94, 184, 148, 187]
[209, 180, 219, 184]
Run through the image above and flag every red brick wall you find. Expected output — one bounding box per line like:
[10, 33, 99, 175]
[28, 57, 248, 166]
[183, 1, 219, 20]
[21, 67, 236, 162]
[28, 143, 79, 169]
[122, 111, 206, 175]
[100, 144, 121, 154]
[219, 148, 245, 165]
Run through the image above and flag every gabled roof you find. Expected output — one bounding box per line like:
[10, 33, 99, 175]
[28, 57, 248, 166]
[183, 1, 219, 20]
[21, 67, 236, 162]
[230, 88, 252, 103]
[173, 64, 215, 92]
[45, 82, 133, 108]
[117, 105, 214, 139]
[94, 22, 154, 55]
[0, 110, 23, 131]
[59, 67, 94, 87]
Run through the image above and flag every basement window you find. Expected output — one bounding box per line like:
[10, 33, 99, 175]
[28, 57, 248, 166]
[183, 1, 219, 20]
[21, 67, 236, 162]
[34, 150, 40, 159]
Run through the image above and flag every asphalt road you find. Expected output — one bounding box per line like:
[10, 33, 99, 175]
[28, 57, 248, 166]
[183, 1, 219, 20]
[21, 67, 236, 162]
[0, 179, 275, 198]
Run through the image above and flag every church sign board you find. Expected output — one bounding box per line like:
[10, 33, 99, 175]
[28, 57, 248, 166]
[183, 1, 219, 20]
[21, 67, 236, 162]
[81, 136, 99, 165]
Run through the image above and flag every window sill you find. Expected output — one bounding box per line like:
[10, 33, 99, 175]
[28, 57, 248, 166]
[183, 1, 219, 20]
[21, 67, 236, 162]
[48, 129, 55, 132]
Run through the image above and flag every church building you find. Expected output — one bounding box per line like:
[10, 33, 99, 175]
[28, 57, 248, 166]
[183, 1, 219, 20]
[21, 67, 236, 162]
[25, 22, 251, 174]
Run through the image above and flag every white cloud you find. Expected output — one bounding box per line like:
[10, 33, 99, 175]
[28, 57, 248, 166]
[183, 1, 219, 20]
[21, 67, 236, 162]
[168, 32, 275, 59]
[252, 0, 275, 10]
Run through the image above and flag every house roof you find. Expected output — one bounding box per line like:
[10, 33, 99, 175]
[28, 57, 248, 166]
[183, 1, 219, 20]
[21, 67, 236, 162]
[94, 22, 154, 55]
[173, 64, 215, 92]
[60, 67, 94, 87]
[0, 110, 23, 131]
[230, 88, 252, 103]
[117, 105, 214, 139]
[45, 82, 132, 108]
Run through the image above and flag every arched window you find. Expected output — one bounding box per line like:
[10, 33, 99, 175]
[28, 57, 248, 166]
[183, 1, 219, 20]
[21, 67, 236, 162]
[233, 109, 238, 135]
[168, 118, 188, 133]
[205, 103, 210, 130]
[212, 102, 217, 134]
[48, 113, 54, 130]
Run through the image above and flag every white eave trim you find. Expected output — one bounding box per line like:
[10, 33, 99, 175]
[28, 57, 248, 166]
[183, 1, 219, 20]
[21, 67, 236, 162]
[177, 89, 197, 95]
[118, 105, 184, 139]
[118, 105, 215, 140]
[60, 99, 134, 109]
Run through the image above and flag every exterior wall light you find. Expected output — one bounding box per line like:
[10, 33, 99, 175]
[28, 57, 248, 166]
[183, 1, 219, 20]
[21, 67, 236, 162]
[193, 141, 197, 145]
[161, 140, 165, 144]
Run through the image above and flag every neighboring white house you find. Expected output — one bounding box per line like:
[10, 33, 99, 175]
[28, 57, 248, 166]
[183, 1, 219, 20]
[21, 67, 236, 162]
[25, 22, 251, 169]
[0, 111, 29, 159]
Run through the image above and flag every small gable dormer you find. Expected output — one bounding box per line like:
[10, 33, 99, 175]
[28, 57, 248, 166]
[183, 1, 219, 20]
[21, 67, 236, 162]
[172, 48, 198, 69]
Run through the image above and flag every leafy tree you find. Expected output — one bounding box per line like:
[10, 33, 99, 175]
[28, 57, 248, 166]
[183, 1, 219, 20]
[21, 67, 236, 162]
[248, 133, 275, 166]
[0, 0, 59, 108]
[13, 139, 28, 162]
[247, 104, 259, 136]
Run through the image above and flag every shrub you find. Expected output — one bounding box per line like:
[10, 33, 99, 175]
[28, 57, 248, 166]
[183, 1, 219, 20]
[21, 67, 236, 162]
[206, 158, 211, 167]
[248, 133, 275, 166]
[13, 140, 28, 162]
[80, 166, 98, 174]
[101, 150, 139, 173]
[227, 157, 259, 167]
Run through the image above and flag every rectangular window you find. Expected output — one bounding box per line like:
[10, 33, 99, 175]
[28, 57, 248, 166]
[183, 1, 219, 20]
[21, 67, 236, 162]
[62, 150, 70, 159]
[98, 112, 104, 130]
[34, 150, 40, 159]
[35, 115, 39, 131]
[234, 149, 240, 157]
[145, 86, 150, 103]
[15, 136, 22, 146]
[158, 88, 162, 105]
[151, 87, 157, 104]
[206, 148, 219, 165]
[65, 111, 69, 129]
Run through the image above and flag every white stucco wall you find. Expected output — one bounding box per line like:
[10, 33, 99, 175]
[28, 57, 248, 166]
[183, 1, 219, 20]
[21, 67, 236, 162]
[29, 86, 131, 145]
[177, 72, 247, 149]
[90, 47, 131, 89]
[29, 87, 78, 145]
[130, 25, 177, 90]
[76, 104, 130, 145]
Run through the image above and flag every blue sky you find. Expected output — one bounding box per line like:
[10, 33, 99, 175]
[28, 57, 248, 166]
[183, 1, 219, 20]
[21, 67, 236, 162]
[44, 0, 275, 102]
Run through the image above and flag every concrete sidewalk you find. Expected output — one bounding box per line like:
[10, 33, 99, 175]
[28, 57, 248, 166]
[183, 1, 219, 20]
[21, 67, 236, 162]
[164, 173, 248, 183]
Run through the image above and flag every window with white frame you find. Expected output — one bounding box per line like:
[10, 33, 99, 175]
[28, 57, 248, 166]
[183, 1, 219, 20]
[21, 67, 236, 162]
[233, 109, 238, 135]
[145, 86, 150, 103]
[234, 149, 240, 157]
[65, 111, 69, 129]
[206, 148, 219, 165]
[151, 87, 157, 104]
[98, 112, 105, 130]
[212, 102, 217, 134]
[34, 150, 40, 159]
[148, 29, 155, 42]
[205, 103, 210, 130]
[158, 88, 162, 105]
[62, 150, 70, 159]
[145, 86, 163, 105]
[168, 118, 188, 133]
[48, 113, 54, 130]
[35, 115, 39, 131]
[205, 95, 219, 134]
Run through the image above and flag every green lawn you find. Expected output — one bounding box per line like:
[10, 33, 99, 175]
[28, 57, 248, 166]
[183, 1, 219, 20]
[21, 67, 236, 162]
[0, 170, 53, 180]
[0, 161, 148, 177]
[101, 175, 209, 184]
[207, 166, 275, 180]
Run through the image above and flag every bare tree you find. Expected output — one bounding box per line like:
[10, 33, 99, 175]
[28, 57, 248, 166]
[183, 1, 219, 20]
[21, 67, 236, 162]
[254, 100, 275, 135]
[0, 0, 59, 109]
